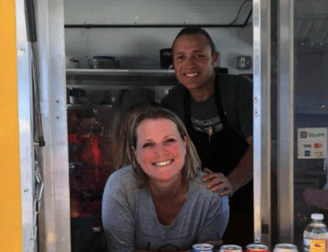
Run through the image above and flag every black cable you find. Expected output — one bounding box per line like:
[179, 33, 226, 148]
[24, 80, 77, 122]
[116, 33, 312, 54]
[25, 0, 37, 42]
[227, 0, 252, 26]
[31, 43, 46, 147]
[25, 0, 46, 146]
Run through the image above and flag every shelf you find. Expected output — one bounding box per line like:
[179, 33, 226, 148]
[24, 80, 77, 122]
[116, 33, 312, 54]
[66, 68, 175, 76]
[67, 104, 113, 110]
[66, 68, 178, 86]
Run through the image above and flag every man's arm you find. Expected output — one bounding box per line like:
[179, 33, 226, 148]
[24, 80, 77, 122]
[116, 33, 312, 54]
[226, 135, 253, 195]
[202, 75, 253, 197]
[203, 135, 253, 197]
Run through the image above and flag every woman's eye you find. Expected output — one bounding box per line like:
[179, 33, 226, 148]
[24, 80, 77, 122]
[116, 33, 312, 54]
[142, 143, 153, 148]
[165, 138, 176, 143]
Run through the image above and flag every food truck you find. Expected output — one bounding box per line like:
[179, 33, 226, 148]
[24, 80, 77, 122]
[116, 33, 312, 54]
[1, 0, 328, 251]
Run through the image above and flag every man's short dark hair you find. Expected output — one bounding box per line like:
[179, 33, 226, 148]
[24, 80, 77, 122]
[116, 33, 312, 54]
[172, 27, 216, 54]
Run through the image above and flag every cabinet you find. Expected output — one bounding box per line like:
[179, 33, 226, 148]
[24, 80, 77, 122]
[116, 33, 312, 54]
[66, 68, 178, 252]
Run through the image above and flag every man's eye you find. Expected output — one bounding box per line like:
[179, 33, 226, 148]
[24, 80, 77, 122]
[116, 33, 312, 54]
[196, 54, 204, 58]
[176, 55, 184, 60]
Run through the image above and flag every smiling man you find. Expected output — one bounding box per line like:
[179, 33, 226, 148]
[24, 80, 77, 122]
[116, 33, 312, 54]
[161, 27, 254, 246]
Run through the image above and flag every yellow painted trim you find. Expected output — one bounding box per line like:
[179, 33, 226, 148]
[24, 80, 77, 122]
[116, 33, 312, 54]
[0, 0, 23, 251]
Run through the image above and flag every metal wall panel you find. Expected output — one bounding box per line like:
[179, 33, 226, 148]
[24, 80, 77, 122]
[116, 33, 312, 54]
[277, 0, 294, 244]
[34, 0, 71, 251]
[15, 0, 35, 251]
[253, 0, 271, 245]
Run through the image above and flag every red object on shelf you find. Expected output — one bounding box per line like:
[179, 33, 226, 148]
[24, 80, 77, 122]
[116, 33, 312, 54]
[68, 133, 79, 145]
[81, 135, 103, 166]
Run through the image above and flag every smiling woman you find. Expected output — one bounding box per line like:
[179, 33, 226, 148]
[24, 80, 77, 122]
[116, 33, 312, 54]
[102, 104, 229, 252]
[134, 118, 187, 183]
[113, 104, 201, 189]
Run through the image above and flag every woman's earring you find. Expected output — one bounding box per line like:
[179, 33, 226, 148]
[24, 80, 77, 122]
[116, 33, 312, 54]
[132, 146, 137, 156]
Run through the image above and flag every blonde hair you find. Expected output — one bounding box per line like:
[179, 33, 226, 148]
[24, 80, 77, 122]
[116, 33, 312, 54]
[114, 104, 201, 188]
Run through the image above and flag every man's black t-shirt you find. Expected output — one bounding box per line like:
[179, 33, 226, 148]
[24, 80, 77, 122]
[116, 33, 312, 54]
[190, 94, 223, 135]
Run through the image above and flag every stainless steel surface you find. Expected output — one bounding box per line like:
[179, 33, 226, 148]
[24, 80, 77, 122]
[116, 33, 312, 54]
[64, 0, 253, 26]
[253, 0, 271, 245]
[66, 68, 175, 75]
[35, 0, 71, 251]
[66, 69, 178, 86]
[16, 0, 35, 251]
[277, 0, 294, 243]
[64, 22, 251, 28]
[295, 14, 328, 46]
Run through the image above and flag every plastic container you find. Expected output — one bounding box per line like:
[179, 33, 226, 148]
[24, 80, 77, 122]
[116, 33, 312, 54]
[88, 56, 120, 69]
[303, 213, 328, 252]
[66, 55, 80, 69]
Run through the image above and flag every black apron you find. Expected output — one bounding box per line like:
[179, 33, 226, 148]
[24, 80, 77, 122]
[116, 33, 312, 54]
[183, 81, 254, 245]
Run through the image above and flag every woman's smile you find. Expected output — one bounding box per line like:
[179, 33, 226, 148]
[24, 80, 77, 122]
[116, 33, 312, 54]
[152, 159, 174, 167]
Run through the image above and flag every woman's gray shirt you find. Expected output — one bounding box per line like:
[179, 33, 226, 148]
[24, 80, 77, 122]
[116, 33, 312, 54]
[102, 166, 229, 251]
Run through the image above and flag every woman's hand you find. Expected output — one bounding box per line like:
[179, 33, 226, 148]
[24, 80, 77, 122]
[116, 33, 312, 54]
[202, 168, 233, 197]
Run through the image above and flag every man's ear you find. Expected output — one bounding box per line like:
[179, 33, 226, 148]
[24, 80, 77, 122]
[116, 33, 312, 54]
[212, 51, 219, 67]
[171, 59, 175, 70]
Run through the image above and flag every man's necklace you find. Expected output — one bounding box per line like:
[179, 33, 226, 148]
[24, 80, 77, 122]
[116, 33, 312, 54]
[205, 126, 213, 142]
